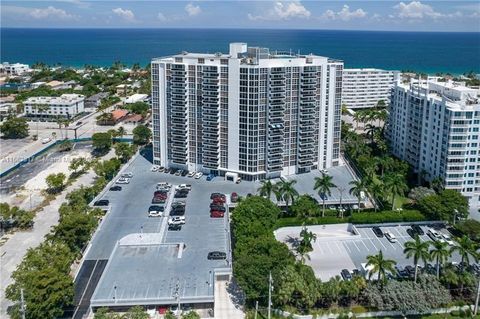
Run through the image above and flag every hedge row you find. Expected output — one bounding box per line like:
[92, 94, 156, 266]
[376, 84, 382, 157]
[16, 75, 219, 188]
[274, 210, 426, 229]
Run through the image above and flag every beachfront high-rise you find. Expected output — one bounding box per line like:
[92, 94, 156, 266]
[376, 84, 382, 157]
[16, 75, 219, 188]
[387, 77, 480, 209]
[342, 68, 400, 109]
[151, 43, 343, 180]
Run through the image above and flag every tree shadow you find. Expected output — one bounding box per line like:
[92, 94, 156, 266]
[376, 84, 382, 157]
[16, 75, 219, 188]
[285, 235, 300, 249]
[226, 277, 245, 310]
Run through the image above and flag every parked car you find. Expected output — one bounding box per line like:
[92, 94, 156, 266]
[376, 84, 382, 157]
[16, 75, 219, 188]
[149, 205, 164, 214]
[164, 168, 171, 174]
[170, 169, 177, 175]
[76, 121, 83, 126]
[427, 228, 442, 241]
[151, 165, 159, 172]
[151, 197, 166, 204]
[93, 199, 109, 206]
[187, 171, 196, 178]
[172, 201, 186, 209]
[168, 224, 182, 231]
[404, 265, 416, 278]
[395, 266, 409, 279]
[175, 170, 182, 176]
[210, 205, 226, 212]
[194, 172, 203, 179]
[441, 233, 455, 246]
[121, 172, 133, 178]
[210, 193, 226, 200]
[148, 211, 162, 217]
[110, 186, 122, 191]
[385, 231, 397, 243]
[411, 224, 425, 235]
[176, 184, 192, 191]
[158, 166, 165, 173]
[231, 192, 238, 203]
[168, 216, 186, 225]
[210, 211, 224, 218]
[116, 177, 130, 184]
[406, 228, 416, 239]
[207, 251, 227, 260]
[41, 137, 51, 144]
[181, 170, 189, 177]
[170, 210, 185, 217]
[206, 173, 216, 181]
[372, 226, 383, 238]
[174, 191, 188, 198]
[341, 269, 352, 281]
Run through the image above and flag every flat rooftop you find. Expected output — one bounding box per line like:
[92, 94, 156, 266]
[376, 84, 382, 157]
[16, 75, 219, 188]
[25, 94, 84, 104]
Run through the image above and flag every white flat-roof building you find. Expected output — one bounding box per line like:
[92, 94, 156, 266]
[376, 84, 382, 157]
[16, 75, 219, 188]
[387, 78, 480, 209]
[151, 43, 343, 180]
[342, 68, 399, 109]
[24, 94, 85, 120]
[1, 62, 30, 76]
[125, 93, 148, 104]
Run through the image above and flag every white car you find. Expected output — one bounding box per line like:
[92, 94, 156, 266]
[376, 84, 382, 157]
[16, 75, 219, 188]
[176, 184, 192, 191]
[41, 137, 51, 144]
[148, 211, 162, 217]
[156, 182, 170, 189]
[168, 216, 186, 225]
[441, 233, 455, 246]
[151, 165, 159, 172]
[194, 172, 203, 179]
[116, 178, 130, 184]
[427, 229, 441, 241]
[384, 231, 397, 243]
[158, 166, 165, 173]
[121, 172, 133, 178]
[187, 171, 196, 178]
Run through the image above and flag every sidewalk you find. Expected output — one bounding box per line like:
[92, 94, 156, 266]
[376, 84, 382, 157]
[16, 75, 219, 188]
[214, 279, 244, 319]
[0, 169, 97, 315]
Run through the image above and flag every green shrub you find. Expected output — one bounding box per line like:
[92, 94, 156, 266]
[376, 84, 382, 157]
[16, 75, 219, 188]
[349, 210, 426, 224]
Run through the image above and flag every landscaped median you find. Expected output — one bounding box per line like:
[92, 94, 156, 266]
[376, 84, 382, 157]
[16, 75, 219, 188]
[274, 209, 427, 229]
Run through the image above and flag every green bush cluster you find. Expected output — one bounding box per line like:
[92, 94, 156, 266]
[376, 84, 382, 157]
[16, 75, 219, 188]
[274, 210, 426, 229]
[0, 203, 35, 229]
[455, 219, 480, 242]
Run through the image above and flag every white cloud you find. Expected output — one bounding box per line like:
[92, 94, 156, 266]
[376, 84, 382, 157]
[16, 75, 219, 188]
[248, 1, 311, 21]
[185, 3, 201, 17]
[54, 0, 90, 8]
[321, 5, 367, 21]
[30, 6, 75, 20]
[157, 12, 167, 22]
[394, 1, 443, 19]
[112, 7, 136, 22]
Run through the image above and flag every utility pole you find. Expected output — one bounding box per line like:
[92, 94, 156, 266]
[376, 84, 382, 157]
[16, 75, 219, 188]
[268, 272, 273, 319]
[254, 301, 258, 319]
[20, 288, 25, 319]
[474, 279, 480, 315]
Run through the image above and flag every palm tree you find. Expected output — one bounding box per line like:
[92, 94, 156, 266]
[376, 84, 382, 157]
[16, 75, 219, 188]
[375, 156, 391, 178]
[117, 126, 126, 139]
[384, 173, 408, 210]
[365, 124, 378, 144]
[297, 225, 317, 263]
[353, 112, 362, 129]
[366, 250, 397, 284]
[367, 181, 384, 212]
[404, 236, 431, 283]
[349, 179, 367, 213]
[277, 180, 298, 211]
[258, 180, 276, 201]
[314, 174, 336, 217]
[430, 241, 451, 278]
[451, 236, 478, 268]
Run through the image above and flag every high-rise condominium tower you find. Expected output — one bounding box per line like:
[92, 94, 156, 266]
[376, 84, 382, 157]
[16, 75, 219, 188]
[151, 43, 343, 181]
[387, 77, 480, 209]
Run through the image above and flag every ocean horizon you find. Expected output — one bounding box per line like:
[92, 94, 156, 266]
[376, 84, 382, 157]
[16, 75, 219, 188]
[1, 28, 479, 74]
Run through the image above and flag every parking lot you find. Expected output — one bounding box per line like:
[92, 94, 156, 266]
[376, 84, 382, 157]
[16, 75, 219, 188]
[74, 152, 259, 317]
[275, 223, 462, 281]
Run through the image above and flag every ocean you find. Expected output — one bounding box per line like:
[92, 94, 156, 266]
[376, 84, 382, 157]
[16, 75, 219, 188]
[1, 28, 479, 74]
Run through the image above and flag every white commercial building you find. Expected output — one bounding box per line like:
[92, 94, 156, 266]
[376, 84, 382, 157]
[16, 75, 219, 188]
[125, 93, 148, 104]
[151, 43, 343, 180]
[387, 78, 480, 209]
[24, 94, 85, 120]
[0, 62, 30, 76]
[342, 68, 399, 109]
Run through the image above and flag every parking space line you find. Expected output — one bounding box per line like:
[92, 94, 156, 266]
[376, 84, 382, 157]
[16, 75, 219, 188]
[352, 241, 361, 252]
[343, 242, 351, 253]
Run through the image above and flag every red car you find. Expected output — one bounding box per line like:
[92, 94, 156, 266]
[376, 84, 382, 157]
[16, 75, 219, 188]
[211, 198, 225, 205]
[210, 211, 224, 218]
[231, 192, 238, 203]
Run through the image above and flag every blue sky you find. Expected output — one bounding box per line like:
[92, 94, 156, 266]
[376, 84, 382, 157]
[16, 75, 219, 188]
[1, 1, 480, 32]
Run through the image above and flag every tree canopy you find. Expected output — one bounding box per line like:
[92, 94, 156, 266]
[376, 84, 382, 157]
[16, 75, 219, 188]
[0, 117, 29, 139]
